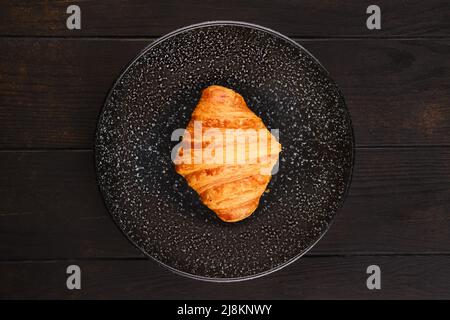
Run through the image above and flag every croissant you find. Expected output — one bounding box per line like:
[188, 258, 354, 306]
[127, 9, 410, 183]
[174, 85, 281, 222]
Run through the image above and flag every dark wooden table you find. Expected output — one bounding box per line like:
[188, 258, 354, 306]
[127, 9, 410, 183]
[1, 0, 449, 299]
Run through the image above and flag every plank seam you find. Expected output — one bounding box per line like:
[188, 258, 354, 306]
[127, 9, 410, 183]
[2, 253, 450, 263]
[0, 35, 449, 41]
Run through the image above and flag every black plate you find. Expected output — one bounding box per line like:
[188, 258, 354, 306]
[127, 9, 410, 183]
[95, 21, 354, 281]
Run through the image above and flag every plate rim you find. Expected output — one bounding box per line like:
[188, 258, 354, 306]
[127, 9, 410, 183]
[94, 20, 355, 282]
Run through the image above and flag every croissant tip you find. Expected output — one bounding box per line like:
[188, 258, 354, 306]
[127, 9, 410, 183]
[203, 84, 234, 92]
[217, 212, 254, 223]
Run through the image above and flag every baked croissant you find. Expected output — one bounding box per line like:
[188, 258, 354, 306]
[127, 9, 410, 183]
[174, 85, 281, 222]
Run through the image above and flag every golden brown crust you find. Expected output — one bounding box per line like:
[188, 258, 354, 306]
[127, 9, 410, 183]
[174, 85, 281, 222]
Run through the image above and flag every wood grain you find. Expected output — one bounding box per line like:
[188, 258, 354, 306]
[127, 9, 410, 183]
[0, 150, 140, 259]
[0, 39, 449, 148]
[1, 255, 449, 299]
[0, 148, 449, 259]
[0, 0, 449, 37]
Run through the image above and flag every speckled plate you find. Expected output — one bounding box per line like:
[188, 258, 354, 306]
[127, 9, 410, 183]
[95, 21, 354, 281]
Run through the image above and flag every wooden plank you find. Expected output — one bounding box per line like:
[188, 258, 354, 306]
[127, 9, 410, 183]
[0, 0, 448, 37]
[1, 255, 449, 299]
[0, 39, 449, 148]
[307, 40, 450, 147]
[322, 147, 450, 254]
[0, 150, 142, 259]
[0, 39, 144, 149]
[0, 148, 449, 259]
